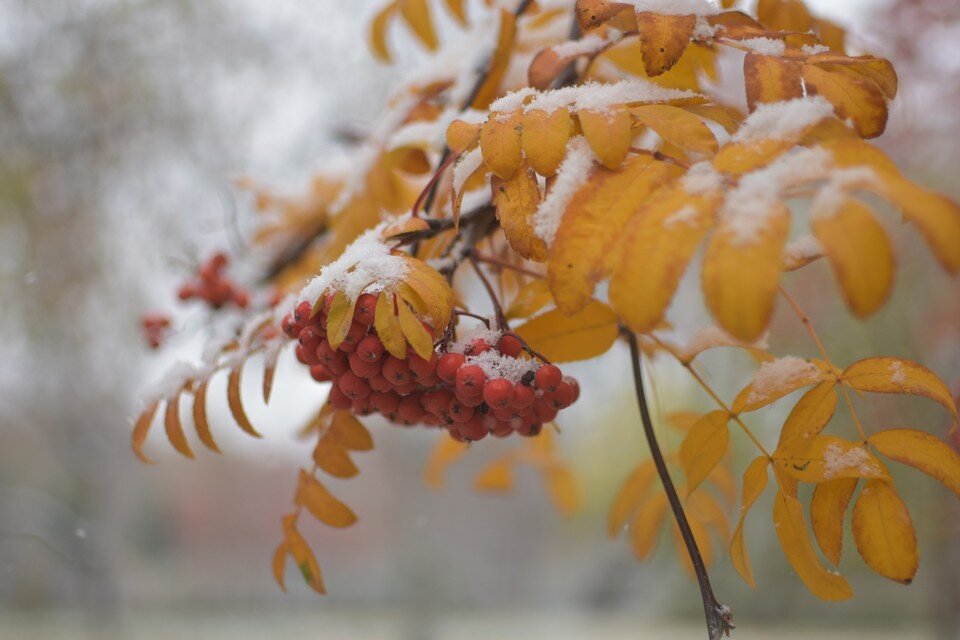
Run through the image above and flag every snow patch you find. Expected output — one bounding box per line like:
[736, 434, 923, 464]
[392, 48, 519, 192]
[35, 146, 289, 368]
[783, 234, 824, 269]
[823, 443, 877, 480]
[889, 360, 907, 386]
[491, 79, 699, 115]
[745, 356, 820, 405]
[680, 326, 769, 361]
[740, 37, 786, 56]
[466, 350, 539, 384]
[731, 96, 834, 144]
[802, 44, 831, 55]
[453, 147, 484, 193]
[681, 161, 724, 195]
[624, 0, 721, 16]
[810, 167, 880, 220]
[532, 137, 596, 245]
[664, 205, 700, 228]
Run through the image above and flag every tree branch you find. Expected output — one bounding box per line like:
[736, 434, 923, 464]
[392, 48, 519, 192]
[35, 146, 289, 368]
[625, 330, 733, 640]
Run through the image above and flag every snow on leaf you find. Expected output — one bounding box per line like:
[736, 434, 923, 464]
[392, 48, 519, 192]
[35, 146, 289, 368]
[532, 136, 596, 245]
[842, 357, 958, 424]
[733, 356, 830, 413]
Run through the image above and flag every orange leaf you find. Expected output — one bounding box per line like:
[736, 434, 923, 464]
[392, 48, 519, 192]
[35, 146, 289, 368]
[812, 198, 894, 317]
[375, 293, 407, 359]
[841, 357, 958, 423]
[772, 490, 853, 601]
[528, 48, 567, 91]
[506, 278, 553, 320]
[272, 541, 289, 592]
[398, 0, 438, 51]
[578, 106, 633, 169]
[329, 410, 374, 451]
[774, 380, 838, 454]
[607, 460, 656, 537]
[192, 379, 221, 454]
[743, 53, 803, 111]
[810, 477, 858, 566]
[368, 3, 398, 63]
[729, 456, 769, 588]
[630, 104, 718, 154]
[423, 434, 469, 489]
[471, 9, 517, 109]
[876, 176, 960, 275]
[132, 400, 160, 464]
[732, 357, 833, 413]
[313, 436, 359, 479]
[610, 186, 719, 332]
[475, 457, 514, 492]
[296, 470, 357, 528]
[401, 257, 454, 331]
[550, 155, 682, 313]
[282, 514, 326, 594]
[635, 12, 696, 77]
[227, 362, 262, 438]
[442, 0, 467, 25]
[521, 108, 572, 176]
[543, 465, 579, 516]
[446, 120, 481, 153]
[262, 350, 279, 405]
[575, 0, 632, 32]
[513, 300, 619, 362]
[630, 492, 669, 560]
[678, 410, 730, 497]
[480, 112, 523, 180]
[868, 429, 960, 499]
[492, 162, 548, 262]
[757, 0, 812, 32]
[852, 479, 918, 584]
[802, 63, 888, 138]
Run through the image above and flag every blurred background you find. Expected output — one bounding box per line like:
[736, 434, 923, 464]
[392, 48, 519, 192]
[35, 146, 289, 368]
[1, 0, 958, 638]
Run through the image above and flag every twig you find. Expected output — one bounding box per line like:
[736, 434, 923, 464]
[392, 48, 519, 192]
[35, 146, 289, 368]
[453, 309, 491, 328]
[472, 251, 545, 278]
[626, 330, 733, 640]
[469, 253, 509, 330]
[629, 147, 692, 170]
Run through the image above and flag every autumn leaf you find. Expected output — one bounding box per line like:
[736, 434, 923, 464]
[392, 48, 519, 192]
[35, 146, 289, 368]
[733, 357, 833, 413]
[852, 479, 918, 584]
[325, 290, 356, 349]
[397, 297, 434, 360]
[679, 410, 730, 497]
[543, 465, 579, 516]
[228, 361, 262, 438]
[475, 457, 515, 492]
[281, 514, 325, 594]
[630, 493, 669, 560]
[492, 162, 548, 262]
[608, 460, 656, 537]
[314, 436, 359, 479]
[635, 12, 697, 77]
[868, 429, 960, 498]
[375, 293, 407, 358]
[744, 53, 803, 111]
[802, 63, 888, 138]
[578, 106, 633, 169]
[132, 401, 160, 464]
[521, 108, 572, 176]
[810, 477, 858, 566]
[774, 435, 888, 484]
[729, 456, 769, 588]
[480, 111, 523, 180]
[369, 3, 398, 63]
[296, 470, 358, 528]
[423, 435, 468, 489]
[398, 0, 438, 51]
[513, 300, 619, 362]
[329, 410, 374, 451]
[163, 392, 194, 459]
[630, 104, 718, 154]
[192, 379, 221, 454]
[506, 278, 553, 320]
[841, 357, 958, 423]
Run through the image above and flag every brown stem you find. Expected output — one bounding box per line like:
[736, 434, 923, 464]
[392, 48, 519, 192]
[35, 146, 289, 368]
[453, 309, 491, 328]
[472, 251, 545, 278]
[626, 331, 733, 640]
[468, 253, 508, 330]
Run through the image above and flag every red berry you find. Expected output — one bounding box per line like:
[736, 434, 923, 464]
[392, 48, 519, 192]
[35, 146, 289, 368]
[348, 351, 381, 378]
[382, 356, 411, 385]
[369, 374, 393, 393]
[316, 340, 337, 366]
[511, 384, 535, 409]
[482, 378, 515, 409]
[356, 335, 384, 362]
[458, 392, 485, 408]
[295, 344, 320, 366]
[370, 391, 400, 415]
[352, 396, 374, 416]
[341, 321, 367, 348]
[232, 290, 250, 308]
[309, 364, 331, 382]
[209, 252, 228, 271]
[354, 293, 378, 325]
[490, 420, 514, 438]
[392, 381, 418, 396]
[516, 419, 542, 437]
[459, 418, 488, 442]
[533, 398, 558, 422]
[408, 353, 438, 379]
[398, 395, 425, 424]
[448, 400, 475, 423]
[546, 381, 575, 409]
[437, 353, 466, 383]
[534, 364, 562, 392]
[447, 426, 466, 442]
[416, 374, 441, 387]
[455, 364, 486, 396]
[281, 314, 299, 338]
[326, 350, 350, 375]
[467, 338, 491, 356]
[492, 406, 519, 421]
[499, 334, 523, 357]
[298, 326, 323, 353]
[338, 371, 370, 400]
[422, 389, 454, 417]
[294, 301, 313, 324]
[328, 384, 352, 409]
[177, 284, 196, 300]
[565, 376, 580, 403]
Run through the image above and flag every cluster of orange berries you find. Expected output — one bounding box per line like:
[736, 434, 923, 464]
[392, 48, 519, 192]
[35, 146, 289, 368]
[140, 313, 171, 349]
[177, 252, 250, 309]
[282, 293, 579, 441]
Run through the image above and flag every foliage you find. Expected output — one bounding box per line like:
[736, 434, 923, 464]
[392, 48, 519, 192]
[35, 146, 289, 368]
[133, 0, 960, 636]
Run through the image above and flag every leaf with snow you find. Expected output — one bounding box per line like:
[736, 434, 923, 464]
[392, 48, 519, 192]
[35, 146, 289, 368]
[733, 356, 833, 413]
[841, 357, 958, 424]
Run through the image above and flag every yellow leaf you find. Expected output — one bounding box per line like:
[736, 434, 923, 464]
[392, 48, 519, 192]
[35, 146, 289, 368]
[743, 53, 803, 111]
[543, 465, 580, 516]
[608, 460, 656, 537]
[192, 379, 220, 454]
[686, 104, 744, 135]
[325, 291, 355, 349]
[550, 155, 682, 313]
[630, 104, 718, 154]
[506, 278, 553, 319]
[868, 429, 960, 499]
[329, 410, 374, 451]
[758, 0, 812, 32]
[397, 298, 433, 360]
[775, 435, 888, 484]
[445, 120, 481, 153]
[513, 300, 619, 362]
[272, 541, 289, 592]
[678, 410, 730, 497]
[773, 490, 853, 601]
[282, 514, 326, 594]
[807, 53, 897, 99]
[163, 393, 195, 459]
[471, 9, 517, 109]
[480, 111, 523, 180]
[313, 435, 359, 478]
[688, 490, 731, 543]
[522, 108, 572, 177]
[774, 381, 838, 453]
[730, 456, 769, 588]
[610, 186, 718, 332]
[398, 0, 438, 51]
[423, 435, 469, 489]
[630, 492, 669, 560]
[701, 202, 790, 341]
[575, 0, 633, 32]
[492, 162, 548, 262]
[852, 479, 918, 584]
[262, 351, 278, 405]
[812, 198, 894, 317]
[842, 357, 958, 422]
[712, 138, 795, 174]
[802, 63, 888, 138]
[228, 363, 262, 438]
[877, 176, 960, 274]
[368, 3, 398, 63]
[375, 293, 407, 359]
[673, 513, 713, 578]
[635, 12, 696, 77]
[811, 477, 858, 566]
[475, 457, 515, 492]
[578, 106, 633, 169]
[402, 257, 454, 330]
[528, 48, 567, 91]
[297, 470, 357, 528]
[733, 358, 833, 414]
[442, 0, 467, 25]
[131, 400, 159, 464]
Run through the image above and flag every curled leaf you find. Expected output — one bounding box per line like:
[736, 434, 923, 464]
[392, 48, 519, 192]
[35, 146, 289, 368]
[132, 401, 160, 464]
[228, 362, 262, 438]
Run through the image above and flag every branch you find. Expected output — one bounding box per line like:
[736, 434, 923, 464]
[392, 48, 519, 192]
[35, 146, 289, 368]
[625, 331, 733, 640]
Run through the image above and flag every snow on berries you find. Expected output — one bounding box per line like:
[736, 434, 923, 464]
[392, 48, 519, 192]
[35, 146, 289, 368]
[283, 296, 579, 442]
[178, 252, 250, 310]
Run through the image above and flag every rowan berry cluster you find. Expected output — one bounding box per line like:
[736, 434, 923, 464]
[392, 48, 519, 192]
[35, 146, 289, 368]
[140, 313, 171, 349]
[282, 293, 579, 442]
[177, 252, 250, 309]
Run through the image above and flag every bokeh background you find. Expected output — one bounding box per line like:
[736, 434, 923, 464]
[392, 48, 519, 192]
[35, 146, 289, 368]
[1, 0, 959, 638]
